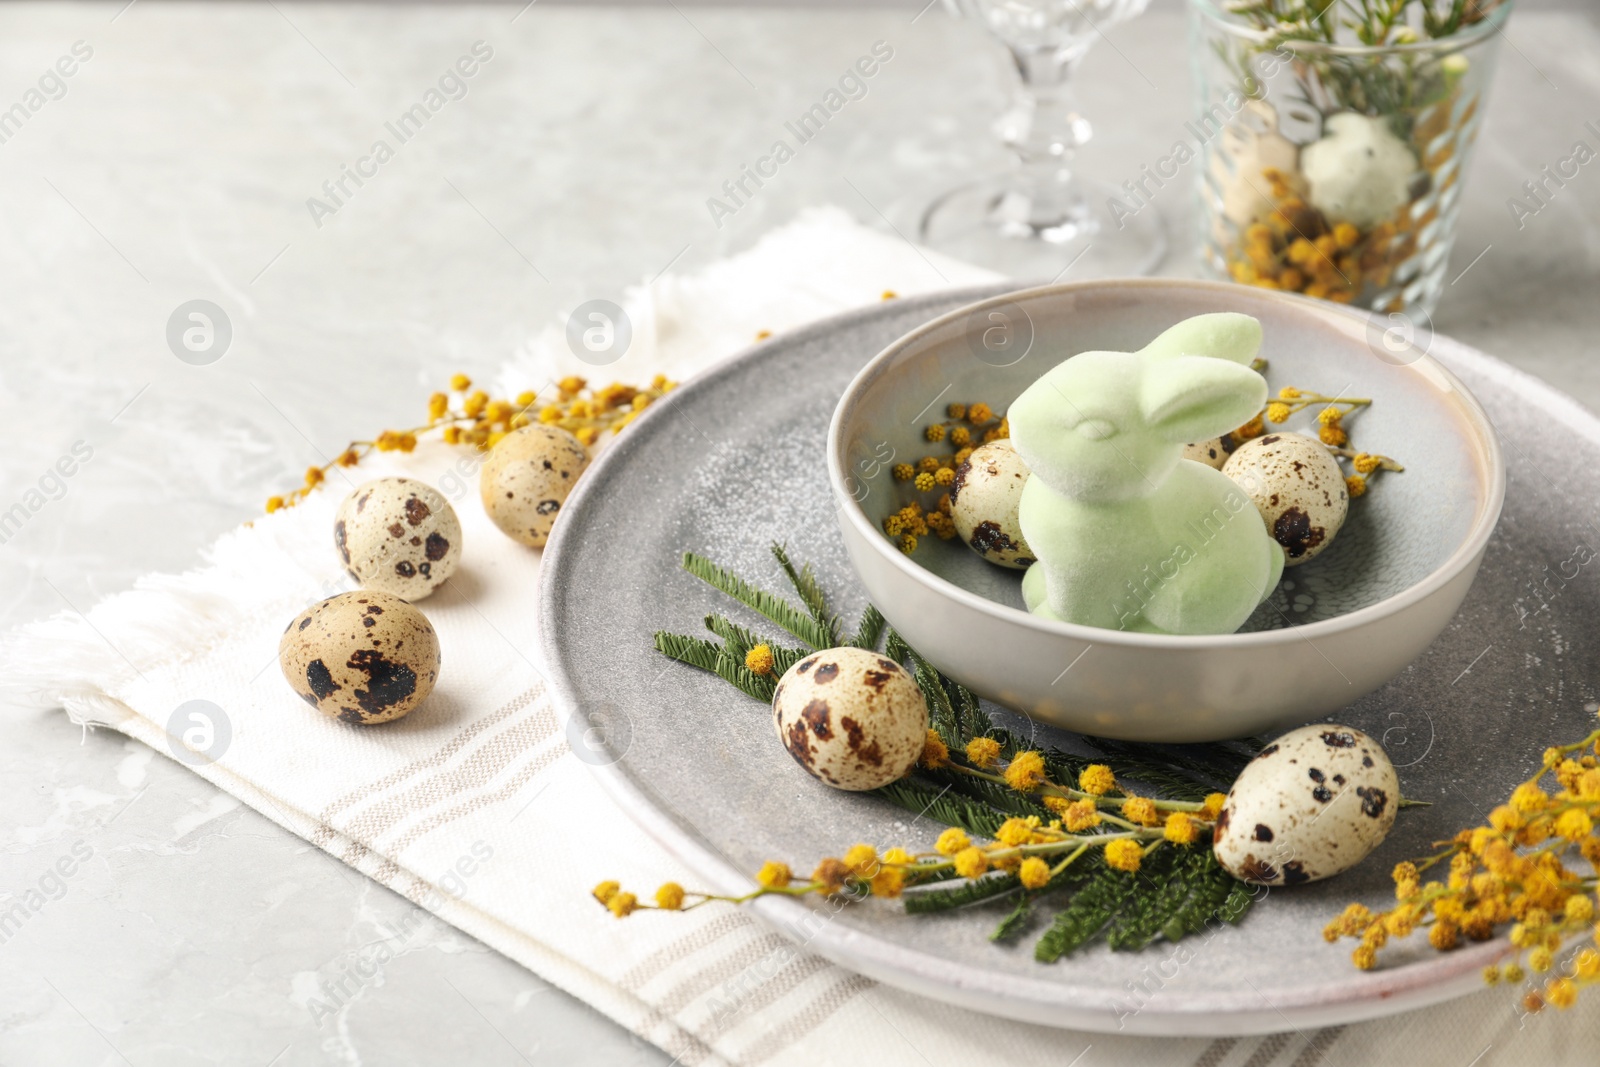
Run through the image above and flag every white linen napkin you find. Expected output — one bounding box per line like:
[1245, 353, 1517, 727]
[3, 207, 1590, 1067]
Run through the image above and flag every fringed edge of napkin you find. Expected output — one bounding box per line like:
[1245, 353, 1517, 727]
[0, 488, 342, 716]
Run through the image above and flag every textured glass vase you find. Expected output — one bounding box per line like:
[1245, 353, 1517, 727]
[1188, 0, 1509, 318]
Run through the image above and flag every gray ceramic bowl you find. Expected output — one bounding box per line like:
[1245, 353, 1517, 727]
[828, 279, 1505, 742]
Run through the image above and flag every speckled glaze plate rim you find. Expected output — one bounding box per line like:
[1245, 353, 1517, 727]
[539, 285, 1597, 1036]
[827, 278, 1507, 651]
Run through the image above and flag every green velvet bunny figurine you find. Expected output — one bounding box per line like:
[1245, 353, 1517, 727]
[1009, 313, 1285, 634]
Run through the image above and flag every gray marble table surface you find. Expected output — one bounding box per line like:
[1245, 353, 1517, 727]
[1, 2, 1597, 1064]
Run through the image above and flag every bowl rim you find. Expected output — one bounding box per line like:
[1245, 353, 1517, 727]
[825, 277, 1506, 649]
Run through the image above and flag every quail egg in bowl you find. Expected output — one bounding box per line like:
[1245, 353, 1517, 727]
[827, 279, 1504, 742]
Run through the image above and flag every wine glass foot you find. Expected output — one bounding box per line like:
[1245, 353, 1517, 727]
[920, 175, 1167, 282]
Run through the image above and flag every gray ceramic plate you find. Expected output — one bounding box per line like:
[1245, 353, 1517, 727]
[541, 285, 1600, 1035]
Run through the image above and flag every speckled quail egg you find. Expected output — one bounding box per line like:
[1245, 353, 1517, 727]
[279, 591, 440, 725]
[951, 440, 1034, 569]
[1213, 724, 1398, 886]
[772, 647, 927, 791]
[1182, 436, 1238, 471]
[335, 478, 461, 601]
[1301, 111, 1417, 231]
[479, 425, 591, 548]
[1222, 433, 1348, 566]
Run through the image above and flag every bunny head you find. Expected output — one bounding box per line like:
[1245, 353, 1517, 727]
[1009, 313, 1267, 503]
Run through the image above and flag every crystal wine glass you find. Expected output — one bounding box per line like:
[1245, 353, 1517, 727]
[921, 0, 1166, 280]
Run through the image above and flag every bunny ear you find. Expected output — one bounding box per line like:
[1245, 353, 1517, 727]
[1141, 355, 1268, 444]
[1139, 312, 1262, 366]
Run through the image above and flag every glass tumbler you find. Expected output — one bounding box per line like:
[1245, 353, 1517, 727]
[1189, 0, 1510, 319]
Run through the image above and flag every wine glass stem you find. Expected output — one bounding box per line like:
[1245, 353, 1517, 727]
[1008, 46, 1092, 224]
